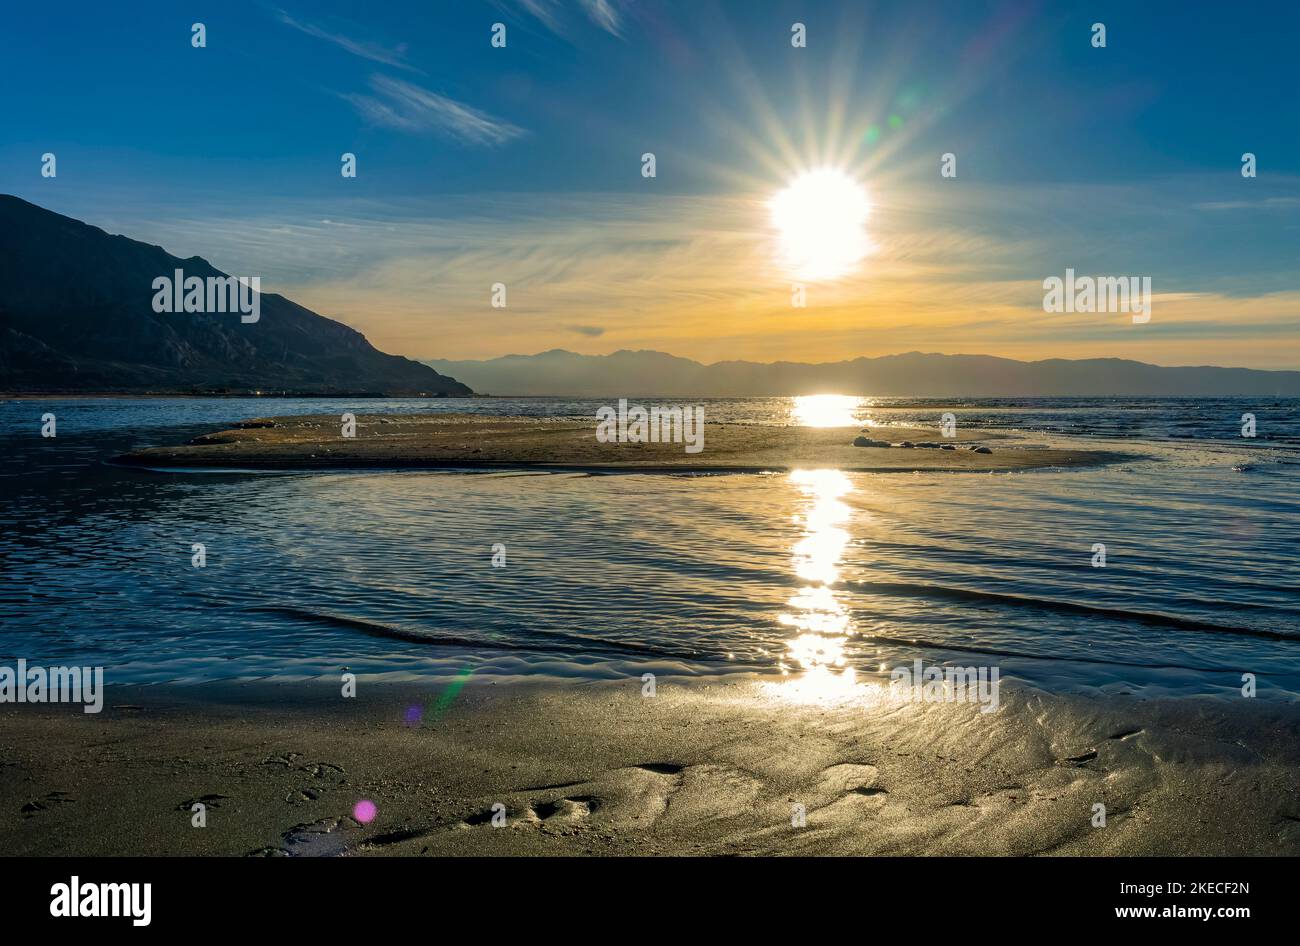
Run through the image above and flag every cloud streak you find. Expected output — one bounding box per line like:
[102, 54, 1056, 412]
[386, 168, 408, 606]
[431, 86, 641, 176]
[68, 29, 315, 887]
[342, 75, 526, 146]
[579, 0, 625, 36]
[276, 9, 420, 72]
[514, 0, 563, 33]
[508, 0, 629, 37]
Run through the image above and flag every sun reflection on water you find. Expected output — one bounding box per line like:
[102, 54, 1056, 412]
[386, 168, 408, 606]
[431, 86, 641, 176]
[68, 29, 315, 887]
[791, 394, 872, 428]
[772, 469, 868, 702]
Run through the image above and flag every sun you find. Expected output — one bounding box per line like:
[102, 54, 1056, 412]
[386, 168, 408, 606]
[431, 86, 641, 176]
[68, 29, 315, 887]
[769, 168, 872, 281]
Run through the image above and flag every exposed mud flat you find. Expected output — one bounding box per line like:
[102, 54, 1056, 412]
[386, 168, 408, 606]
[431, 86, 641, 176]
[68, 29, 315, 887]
[2, 678, 1296, 856]
[112, 413, 1125, 473]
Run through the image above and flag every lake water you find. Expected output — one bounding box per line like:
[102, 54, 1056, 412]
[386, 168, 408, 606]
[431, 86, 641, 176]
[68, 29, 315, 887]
[2, 396, 1298, 699]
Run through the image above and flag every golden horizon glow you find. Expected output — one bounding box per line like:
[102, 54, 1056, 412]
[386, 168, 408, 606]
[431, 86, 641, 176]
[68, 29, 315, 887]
[276, 188, 1300, 371]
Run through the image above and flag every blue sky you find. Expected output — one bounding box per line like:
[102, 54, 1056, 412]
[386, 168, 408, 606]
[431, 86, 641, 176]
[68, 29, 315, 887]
[2, 0, 1298, 366]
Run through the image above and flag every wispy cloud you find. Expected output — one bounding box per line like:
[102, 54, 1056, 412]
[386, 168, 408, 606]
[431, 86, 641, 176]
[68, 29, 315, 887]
[276, 9, 420, 72]
[342, 75, 526, 146]
[274, 8, 524, 148]
[579, 0, 626, 36]
[514, 0, 563, 34]
[507, 0, 629, 37]
[1194, 197, 1300, 211]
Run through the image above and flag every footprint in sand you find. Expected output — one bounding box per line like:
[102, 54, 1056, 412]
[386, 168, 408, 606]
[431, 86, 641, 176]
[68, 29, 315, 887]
[532, 796, 599, 824]
[247, 815, 360, 857]
[21, 791, 75, 816]
[285, 787, 322, 805]
[350, 826, 437, 854]
[632, 763, 685, 776]
[456, 795, 599, 831]
[816, 763, 881, 795]
[299, 761, 346, 781]
[175, 793, 230, 811]
[261, 752, 303, 768]
[455, 762, 690, 834]
[804, 763, 890, 821]
[460, 806, 504, 827]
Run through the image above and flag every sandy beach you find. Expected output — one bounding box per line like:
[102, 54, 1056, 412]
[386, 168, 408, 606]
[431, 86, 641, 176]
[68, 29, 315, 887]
[112, 413, 1125, 473]
[3, 678, 1298, 857]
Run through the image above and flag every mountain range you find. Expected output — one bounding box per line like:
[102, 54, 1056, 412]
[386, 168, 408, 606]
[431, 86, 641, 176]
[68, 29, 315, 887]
[6, 195, 1298, 399]
[425, 349, 1300, 397]
[0, 196, 469, 395]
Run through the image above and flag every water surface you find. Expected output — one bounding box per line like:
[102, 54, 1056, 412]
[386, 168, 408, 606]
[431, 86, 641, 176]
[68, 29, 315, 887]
[2, 396, 1297, 699]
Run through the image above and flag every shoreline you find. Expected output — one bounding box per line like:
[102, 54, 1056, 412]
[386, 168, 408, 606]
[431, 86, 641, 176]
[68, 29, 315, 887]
[112, 413, 1131, 473]
[0, 392, 481, 400]
[2, 678, 1297, 856]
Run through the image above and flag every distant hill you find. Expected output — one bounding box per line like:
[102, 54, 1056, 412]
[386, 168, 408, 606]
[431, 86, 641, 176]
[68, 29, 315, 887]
[425, 349, 1300, 397]
[0, 196, 471, 396]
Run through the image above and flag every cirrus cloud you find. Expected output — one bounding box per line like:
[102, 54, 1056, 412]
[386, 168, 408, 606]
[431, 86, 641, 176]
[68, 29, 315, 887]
[342, 75, 526, 146]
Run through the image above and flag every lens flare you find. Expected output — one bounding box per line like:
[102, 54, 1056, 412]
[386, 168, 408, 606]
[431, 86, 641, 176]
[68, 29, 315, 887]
[353, 799, 378, 824]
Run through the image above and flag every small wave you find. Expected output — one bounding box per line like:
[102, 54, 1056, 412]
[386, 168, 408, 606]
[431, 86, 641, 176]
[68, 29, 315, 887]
[251, 605, 533, 650]
[859, 633, 1239, 674]
[841, 580, 1300, 643]
[251, 605, 732, 665]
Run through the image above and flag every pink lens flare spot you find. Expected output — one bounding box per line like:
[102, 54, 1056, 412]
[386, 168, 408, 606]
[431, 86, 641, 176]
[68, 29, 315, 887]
[353, 799, 378, 824]
[404, 705, 423, 726]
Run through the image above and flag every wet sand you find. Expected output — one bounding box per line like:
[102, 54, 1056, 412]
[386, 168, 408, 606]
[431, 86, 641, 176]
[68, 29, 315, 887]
[112, 413, 1125, 473]
[3, 678, 1297, 856]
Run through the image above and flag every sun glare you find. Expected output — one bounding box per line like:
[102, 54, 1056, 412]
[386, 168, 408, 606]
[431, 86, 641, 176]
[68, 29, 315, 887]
[769, 168, 872, 280]
[792, 394, 864, 427]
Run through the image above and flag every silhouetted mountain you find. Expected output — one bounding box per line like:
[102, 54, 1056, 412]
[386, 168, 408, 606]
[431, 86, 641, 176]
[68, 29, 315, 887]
[0, 196, 471, 395]
[425, 349, 1300, 397]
